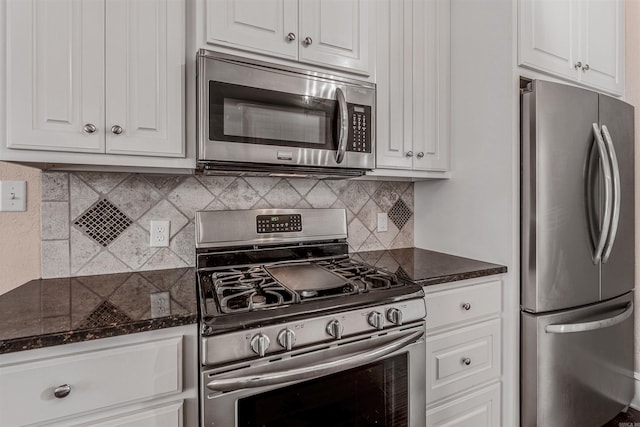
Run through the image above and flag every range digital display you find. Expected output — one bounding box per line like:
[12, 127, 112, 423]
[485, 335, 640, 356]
[256, 214, 302, 233]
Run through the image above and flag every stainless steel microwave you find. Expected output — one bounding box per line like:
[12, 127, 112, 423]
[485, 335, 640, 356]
[196, 50, 376, 178]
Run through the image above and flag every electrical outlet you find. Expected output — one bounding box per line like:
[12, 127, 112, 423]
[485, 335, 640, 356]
[150, 220, 170, 247]
[0, 180, 27, 212]
[150, 291, 170, 318]
[377, 213, 388, 232]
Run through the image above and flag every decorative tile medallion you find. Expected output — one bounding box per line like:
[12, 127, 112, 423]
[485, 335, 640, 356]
[388, 198, 413, 230]
[74, 199, 133, 247]
[79, 300, 132, 329]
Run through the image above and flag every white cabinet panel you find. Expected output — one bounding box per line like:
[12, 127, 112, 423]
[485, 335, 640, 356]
[105, 0, 185, 157]
[426, 383, 501, 427]
[67, 401, 184, 427]
[0, 337, 182, 426]
[518, 0, 624, 96]
[298, 0, 370, 74]
[206, 0, 298, 60]
[5, 0, 104, 153]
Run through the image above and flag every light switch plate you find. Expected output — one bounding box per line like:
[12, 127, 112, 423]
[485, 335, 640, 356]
[0, 181, 27, 212]
[377, 212, 388, 232]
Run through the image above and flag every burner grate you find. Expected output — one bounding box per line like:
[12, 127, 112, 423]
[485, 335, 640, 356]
[316, 258, 399, 292]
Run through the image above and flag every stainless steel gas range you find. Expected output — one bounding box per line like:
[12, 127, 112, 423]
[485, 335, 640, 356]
[195, 208, 426, 427]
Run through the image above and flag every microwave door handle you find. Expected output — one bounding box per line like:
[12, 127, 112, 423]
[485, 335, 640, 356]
[591, 123, 613, 264]
[335, 87, 348, 164]
[206, 329, 424, 392]
[600, 125, 620, 263]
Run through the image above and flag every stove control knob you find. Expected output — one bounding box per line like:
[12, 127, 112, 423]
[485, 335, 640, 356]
[326, 319, 344, 340]
[250, 333, 271, 357]
[386, 308, 403, 326]
[277, 329, 296, 351]
[368, 311, 384, 330]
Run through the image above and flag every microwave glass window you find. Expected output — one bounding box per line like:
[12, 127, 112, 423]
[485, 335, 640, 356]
[210, 81, 337, 149]
[224, 99, 327, 145]
[237, 354, 408, 427]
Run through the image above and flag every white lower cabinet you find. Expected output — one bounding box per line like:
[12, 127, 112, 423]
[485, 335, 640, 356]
[0, 325, 197, 427]
[425, 276, 503, 426]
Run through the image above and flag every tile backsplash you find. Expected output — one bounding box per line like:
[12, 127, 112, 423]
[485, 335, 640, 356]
[41, 172, 414, 278]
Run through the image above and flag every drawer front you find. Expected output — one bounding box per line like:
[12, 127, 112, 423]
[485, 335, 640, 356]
[426, 383, 501, 427]
[64, 401, 184, 427]
[426, 280, 501, 331]
[426, 319, 500, 403]
[0, 337, 182, 426]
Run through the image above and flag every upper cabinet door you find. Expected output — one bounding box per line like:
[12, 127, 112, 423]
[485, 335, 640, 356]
[105, 0, 185, 157]
[5, 0, 104, 153]
[298, 0, 372, 75]
[518, 0, 580, 81]
[580, 0, 624, 95]
[206, 0, 299, 60]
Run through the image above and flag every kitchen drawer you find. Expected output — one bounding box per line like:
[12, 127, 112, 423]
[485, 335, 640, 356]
[0, 336, 183, 426]
[426, 279, 501, 331]
[426, 382, 501, 427]
[425, 319, 501, 403]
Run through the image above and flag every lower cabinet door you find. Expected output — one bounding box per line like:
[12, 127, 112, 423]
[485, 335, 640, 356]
[426, 383, 501, 427]
[47, 400, 184, 427]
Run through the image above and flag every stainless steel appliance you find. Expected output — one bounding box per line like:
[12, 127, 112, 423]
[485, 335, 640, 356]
[197, 50, 376, 178]
[196, 208, 426, 427]
[521, 79, 635, 427]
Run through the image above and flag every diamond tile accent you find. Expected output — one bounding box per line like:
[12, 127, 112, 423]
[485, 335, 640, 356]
[79, 300, 132, 329]
[74, 199, 133, 247]
[388, 198, 413, 230]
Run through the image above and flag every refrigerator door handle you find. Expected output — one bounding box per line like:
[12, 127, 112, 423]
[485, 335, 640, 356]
[600, 125, 621, 263]
[591, 123, 613, 264]
[545, 302, 633, 334]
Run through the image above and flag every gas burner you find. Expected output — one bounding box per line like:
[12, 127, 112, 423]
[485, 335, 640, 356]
[211, 267, 297, 313]
[316, 258, 399, 291]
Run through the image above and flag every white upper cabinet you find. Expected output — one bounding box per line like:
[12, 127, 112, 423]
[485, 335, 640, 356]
[372, 0, 450, 179]
[205, 0, 373, 76]
[519, 0, 624, 96]
[2, 0, 188, 168]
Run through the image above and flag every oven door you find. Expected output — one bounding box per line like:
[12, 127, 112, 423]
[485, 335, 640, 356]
[201, 324, 426, 427]
[197, 51, 375, 171]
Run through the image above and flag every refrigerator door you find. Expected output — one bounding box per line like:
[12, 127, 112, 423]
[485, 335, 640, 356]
[521, 292, 634, 427]
[598, 94, 635, 300]
[521, 80, 600, 312]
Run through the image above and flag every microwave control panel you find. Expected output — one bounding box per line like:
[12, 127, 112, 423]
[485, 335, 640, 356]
[256, 214, 302, 234]
[347, 104, 372, 153]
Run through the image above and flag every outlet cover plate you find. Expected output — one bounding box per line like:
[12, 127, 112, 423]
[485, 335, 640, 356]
[150, 220, 170, 247]
[150, 291, 171, 318]
[0, 181, 27, 212]
[377, 212, 388, 232]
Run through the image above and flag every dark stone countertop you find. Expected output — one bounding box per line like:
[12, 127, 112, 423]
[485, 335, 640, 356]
[352, 248, 507, 286]
[0, 268, 196, 355]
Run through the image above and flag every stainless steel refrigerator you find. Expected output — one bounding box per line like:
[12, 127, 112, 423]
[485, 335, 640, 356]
[521, 80, 635, 427]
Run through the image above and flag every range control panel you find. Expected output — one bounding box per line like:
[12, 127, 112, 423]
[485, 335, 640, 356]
[256, 214, 302, 233]
[347, 104, 372, 153]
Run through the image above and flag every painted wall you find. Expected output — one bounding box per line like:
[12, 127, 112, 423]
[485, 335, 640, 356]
[625, 0, 640, 393]
[0, 161, 41, 294]
[414, 0, 518, 425]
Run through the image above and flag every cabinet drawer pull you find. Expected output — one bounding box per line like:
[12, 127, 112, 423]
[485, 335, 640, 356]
[286, 32, 296, 42]
[83, 123, 97, 134]
[582, 64, 590, 71]
[461, 357, 471, 366]
[111, 125, 124, 135]
[461, 302, 471, 311]
[416, 152, 424, 159]
[406, 151, 414, 158]
[53, 384, 71, 399]
[303, 36, 313, 46]
[574, 61, 583, 69]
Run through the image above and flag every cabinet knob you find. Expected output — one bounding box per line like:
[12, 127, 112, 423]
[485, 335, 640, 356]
[574, 61, 583, 70]
[303, 36, 313, 46]
[461, 302, 471, 311]
[417, 152, 424, 159]
[406, 151, 414, 158]
[286, 32, 296, 42]
[53, 384, 71, 399]
[461, 357, 472, 366]
[582, 64, 590, 71]
[83, 124, 97, 134]
[111, 125, 124, 135]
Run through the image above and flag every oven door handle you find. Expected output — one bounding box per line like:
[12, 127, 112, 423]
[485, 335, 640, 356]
[206, 329, 423, 392]
[335, 87, 348, 164]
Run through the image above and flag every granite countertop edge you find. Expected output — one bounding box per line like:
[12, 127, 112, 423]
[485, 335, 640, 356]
[0, 314, 197, 355]
[414, 266, 509, 287]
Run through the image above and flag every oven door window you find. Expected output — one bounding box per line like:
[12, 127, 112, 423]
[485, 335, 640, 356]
[209, 81, 337, 149]
[237, 353, 408, 427]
